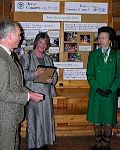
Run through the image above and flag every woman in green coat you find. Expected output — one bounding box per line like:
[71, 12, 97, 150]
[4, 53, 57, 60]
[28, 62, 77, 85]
[86, 26, 120, 150]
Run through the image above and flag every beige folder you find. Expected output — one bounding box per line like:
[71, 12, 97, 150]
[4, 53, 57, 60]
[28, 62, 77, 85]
[34, 65, 56, 83]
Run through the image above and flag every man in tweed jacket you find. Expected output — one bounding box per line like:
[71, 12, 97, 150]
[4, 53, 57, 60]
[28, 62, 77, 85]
[0, 20, 44, 150]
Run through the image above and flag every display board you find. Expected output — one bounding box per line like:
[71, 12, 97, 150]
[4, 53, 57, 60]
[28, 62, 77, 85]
[12, 0, 109, 87]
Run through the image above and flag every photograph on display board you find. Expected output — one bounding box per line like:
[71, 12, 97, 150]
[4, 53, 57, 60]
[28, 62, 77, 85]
[93, 32, 98, 42]
[80, 34, 90, 45]
[64, 32, 77, 42]
[67, 51, 81, 61]
[50, 37, 59, 47]
[49, 53, 59, 62]
[24, 38, 34, 52]
[64, 43, 77, 52]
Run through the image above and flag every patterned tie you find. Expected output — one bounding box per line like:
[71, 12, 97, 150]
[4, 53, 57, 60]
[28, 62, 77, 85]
[10, 52, 14, 60]
[11, 52, 19, 63]
[103, 49, 108, 63]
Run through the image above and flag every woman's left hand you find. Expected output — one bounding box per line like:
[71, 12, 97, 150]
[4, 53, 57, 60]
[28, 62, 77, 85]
[47, 78, 53, 83]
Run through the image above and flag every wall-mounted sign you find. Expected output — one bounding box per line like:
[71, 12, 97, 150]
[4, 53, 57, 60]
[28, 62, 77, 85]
[63, 69, 87, 80]
[53, 62, 83, 68]
[15, 1, 60, 12]
[65, 2, 108, 14]
[64, 22, 107, 32]
[43, 14, 81, 22]
[20, 22, 60, 30]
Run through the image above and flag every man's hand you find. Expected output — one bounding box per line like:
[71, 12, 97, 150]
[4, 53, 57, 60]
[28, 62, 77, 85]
[29, 92, 44, 102]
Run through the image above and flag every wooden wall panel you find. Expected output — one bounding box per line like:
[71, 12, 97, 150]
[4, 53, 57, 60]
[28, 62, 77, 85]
[112, 2, 120, 17]
[4, 0, 11, 20]
[14, 12, 43, 22]
[113, 17, 120, 30]
[111, 0, 120, 35]
[82, 15, 108, 23]
[0, 0, 13, 21]
[0, 0, 3, 21]
[111, 0, 120, 2]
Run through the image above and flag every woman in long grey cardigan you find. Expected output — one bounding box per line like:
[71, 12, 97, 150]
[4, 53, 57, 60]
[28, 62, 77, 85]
[20, 32, 58, 150]
[86, 26, 120, 150]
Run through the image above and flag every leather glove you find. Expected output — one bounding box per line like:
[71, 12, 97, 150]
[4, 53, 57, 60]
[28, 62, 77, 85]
[96, 88, 106, 96]
[96, 88, 112, 96]
[104, 89, 112, 96]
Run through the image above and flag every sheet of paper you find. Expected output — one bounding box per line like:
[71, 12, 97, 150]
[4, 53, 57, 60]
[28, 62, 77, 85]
[43, 14, 81, 22]
[53, 62, 83, 68]
[65, 2, 108, 14]
[20, 22, 60, 30]
[48, 31, 60, 37]
[64, 22, 107, 32]
[49, 47, 59, 53]
[24, 29, 48, 38]
[79, 46, 91, 51]
[63, 69, 87, 80]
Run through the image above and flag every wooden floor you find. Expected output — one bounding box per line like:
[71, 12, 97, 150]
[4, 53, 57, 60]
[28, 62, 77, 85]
[20, 134, 120, 150]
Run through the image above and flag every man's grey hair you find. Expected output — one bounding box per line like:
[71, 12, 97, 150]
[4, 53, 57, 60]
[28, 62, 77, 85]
[0, 20, 17, 40]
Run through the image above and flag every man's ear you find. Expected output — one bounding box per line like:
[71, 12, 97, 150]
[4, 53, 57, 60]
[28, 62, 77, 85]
[7, 32, 13, 41]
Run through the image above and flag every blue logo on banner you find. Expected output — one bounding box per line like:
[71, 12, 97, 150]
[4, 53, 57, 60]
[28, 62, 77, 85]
[17, 2, 24, 9]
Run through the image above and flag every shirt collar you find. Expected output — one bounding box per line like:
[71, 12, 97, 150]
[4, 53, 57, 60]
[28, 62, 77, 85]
[102, 47, 110, 55]
[0, 44, 11, 56]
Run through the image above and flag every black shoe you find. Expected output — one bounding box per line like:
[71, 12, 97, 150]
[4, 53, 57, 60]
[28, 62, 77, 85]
[41, 145, 49, 150]
[103, 145, 111, 150]
[92, 145, 103, 150]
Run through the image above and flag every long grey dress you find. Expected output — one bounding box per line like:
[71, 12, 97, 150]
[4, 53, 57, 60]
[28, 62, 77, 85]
[20, 51, 58, 149]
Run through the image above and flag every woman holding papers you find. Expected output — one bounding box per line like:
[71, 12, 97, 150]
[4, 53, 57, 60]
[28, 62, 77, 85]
[86, 26, 120, 150]
[20, 32, 58, 150]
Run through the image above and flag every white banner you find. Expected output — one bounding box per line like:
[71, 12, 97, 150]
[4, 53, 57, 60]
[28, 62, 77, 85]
[15, 1, 60, 12]
[65, 2, 108, 14]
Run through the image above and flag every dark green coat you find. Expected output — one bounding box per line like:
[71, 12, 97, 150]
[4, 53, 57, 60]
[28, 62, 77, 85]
[86, 48, 120, 125]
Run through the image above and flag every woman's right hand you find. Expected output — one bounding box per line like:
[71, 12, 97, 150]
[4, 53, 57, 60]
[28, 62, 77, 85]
[35, 68, 44, 76]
